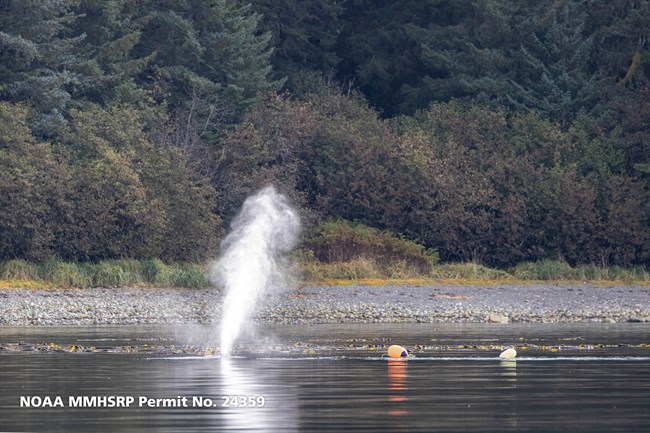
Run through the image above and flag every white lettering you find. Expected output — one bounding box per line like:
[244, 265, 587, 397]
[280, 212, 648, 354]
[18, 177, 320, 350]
[22, 396, 64, 408]
[139, 396, 189, 408]
[23, 394, 193, 409]
[193, 396, 213, 407]
[119, 396, 135, 407]
[68, 395, 136, 407]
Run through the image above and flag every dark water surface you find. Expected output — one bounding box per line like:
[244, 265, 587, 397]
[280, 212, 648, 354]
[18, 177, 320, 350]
[1, 323, 649, 432]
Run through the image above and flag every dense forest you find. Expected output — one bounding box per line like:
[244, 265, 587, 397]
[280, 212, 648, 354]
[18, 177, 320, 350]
[0, 0, 648, 268]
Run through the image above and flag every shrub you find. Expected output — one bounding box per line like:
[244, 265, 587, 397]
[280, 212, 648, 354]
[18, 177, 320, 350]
[0, 103, 68, 261]
[302, 219, 438, 275]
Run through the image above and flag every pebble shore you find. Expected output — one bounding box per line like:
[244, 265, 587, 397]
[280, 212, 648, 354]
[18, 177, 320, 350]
[0, 284, 649, 326]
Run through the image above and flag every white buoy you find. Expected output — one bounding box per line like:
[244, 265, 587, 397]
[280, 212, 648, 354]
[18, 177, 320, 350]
[499, 348, 517, 360]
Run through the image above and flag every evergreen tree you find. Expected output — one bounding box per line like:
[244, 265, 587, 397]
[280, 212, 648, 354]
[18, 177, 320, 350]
[404, 0, 513, 113]
[588, 0, 650, 87]
[73, 0, 155, 104]
[336, 0, 514, 115]
[133, 0, 281, 121]
[0, 0, 93, 137]
[251, 0, 342, 93]
[589, 1, 650, 175]
[506, 1, 599, 128]
[197, 0, 282, 110]
[336, 0, 447, 116]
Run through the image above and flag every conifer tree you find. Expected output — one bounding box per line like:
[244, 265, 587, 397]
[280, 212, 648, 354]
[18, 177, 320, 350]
[588, 1, 650, 175]
[0, 0, 92, 137]
[251, 0, 342, 92]
[336, 0, 446, 116]
[336, 0, 514, 115]
[133, 0, 281, 119]
[588, 0, 650, 87]
[73, 0, 156, 104]
[197, 0, 282, 110]
[506, 1, 599, 128]
[405, 0, 513, 112]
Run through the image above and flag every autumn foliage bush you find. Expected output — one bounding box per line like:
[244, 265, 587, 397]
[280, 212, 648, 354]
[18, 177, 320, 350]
[1, 89, 647, 269]
[0, 102, 221, 262]
[303, 219, 438, 273]
[219, 93, 648, 268]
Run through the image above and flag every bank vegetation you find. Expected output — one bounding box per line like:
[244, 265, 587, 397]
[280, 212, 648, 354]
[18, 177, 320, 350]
[1, 1, 648, 282]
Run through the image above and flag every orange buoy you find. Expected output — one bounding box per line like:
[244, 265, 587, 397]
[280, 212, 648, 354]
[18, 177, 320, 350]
[387, 344, 408, 359]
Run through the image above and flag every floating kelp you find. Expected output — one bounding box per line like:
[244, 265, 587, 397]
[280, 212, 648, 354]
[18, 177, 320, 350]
[1, 337, 648, 358]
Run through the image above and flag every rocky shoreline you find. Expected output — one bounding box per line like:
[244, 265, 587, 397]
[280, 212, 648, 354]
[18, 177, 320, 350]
[0, 284, 649, 326]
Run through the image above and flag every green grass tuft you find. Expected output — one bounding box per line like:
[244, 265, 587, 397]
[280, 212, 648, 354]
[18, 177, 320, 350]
[511, 260, 572, 280]
[38, 258, 91, 288]
[88, 260, 142, 287]
[433, 263, 512, 280]
[141, 258, 172, 286]
[510, 260, 649, 281]
[0, 259, 40, 281]
[170, 264, 209, 288]
[0, 256, 646, 289]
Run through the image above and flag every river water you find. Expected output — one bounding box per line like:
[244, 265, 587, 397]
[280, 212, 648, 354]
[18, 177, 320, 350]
[1, 323, 649, 432]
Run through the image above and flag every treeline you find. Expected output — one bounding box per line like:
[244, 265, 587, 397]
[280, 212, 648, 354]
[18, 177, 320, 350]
[219, 92, 648, 266]
[0, 0, 648, 267]
[0, 102, 220, 261]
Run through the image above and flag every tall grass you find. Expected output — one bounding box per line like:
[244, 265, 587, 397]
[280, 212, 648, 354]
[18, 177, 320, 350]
[141, 258, 172, 286]
[0, 259, 40, 280]
[432, 263, 512, 280]
[511, 260, 649, 282]
[0, 259, 211, 288]
[38, 259, 91, 288]
[510, 260, 575, 280]
[89, 260, 145, 287]
[302, 259, 649, 283]
[170, 264, 209, 288]
[300, 257, 383, 280]
[0, 257, 647, 289]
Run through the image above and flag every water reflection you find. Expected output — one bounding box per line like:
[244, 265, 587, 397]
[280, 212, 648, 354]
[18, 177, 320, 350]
[497, 360, 518, 430]
[3, 324, 650, 432]
[147, 356, 299, 432]
[220, 358, 261, 431]
[220, 358, 284, 431]
[498, 360, 517, 381]
[219, 358, 298, 432]
[387, 360, 408, 431]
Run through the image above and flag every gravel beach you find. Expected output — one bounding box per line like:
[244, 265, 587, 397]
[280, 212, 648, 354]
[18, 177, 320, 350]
[1, 284, 649, 326]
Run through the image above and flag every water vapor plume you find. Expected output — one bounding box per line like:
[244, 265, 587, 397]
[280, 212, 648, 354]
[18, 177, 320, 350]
[212, 186, 301, 357]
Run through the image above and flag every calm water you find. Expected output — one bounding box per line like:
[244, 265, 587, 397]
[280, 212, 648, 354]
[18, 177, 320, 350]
[1, 323, 650, 432]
